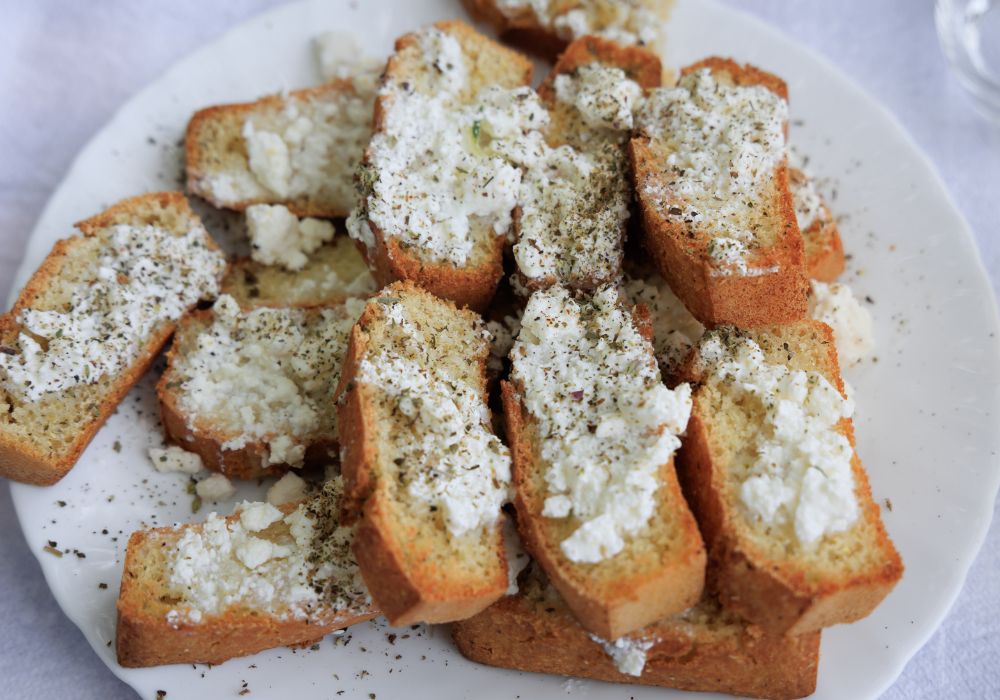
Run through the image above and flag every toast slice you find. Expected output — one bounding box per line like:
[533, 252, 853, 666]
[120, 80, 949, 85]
[0, 193, 226, 485]
[677, 321, 903, 634]
[186, 79, 374, 218]
[221, 234, 376, 309]
[158, 295, 366, 480]
[335, 281, 513, 624]
[502, 285, 704, 639]
[790, 166, 845, 282]
[463, 0, 672, 60]
[347, 21, 533, 311]
[116, 477, 377, 667]
[452, 564, 820, 700]
[508, 37, 660, 295]
[631, 57, 809, 327]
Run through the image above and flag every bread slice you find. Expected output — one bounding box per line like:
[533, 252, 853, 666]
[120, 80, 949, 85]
[502, 285, 704, 639]
[335, 281, 513, 624]
[158, 295, 366, 480]
[221, 235, 375, 309]
[677, 321, 903, 634]
[347, 21, 533, 311]
[790, 166, 845, 282]
[116, 477, 377, 667]
[452, 564, 820, 700]
[631, 57, 809, 327]
[186, 79, 373, 218]
[508, 37, 660, 295]
[463, 0, 672, 61]
[0, 193, 226, 485]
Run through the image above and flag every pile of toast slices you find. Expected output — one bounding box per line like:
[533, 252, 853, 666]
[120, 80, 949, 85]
[0, 5, 902, 699]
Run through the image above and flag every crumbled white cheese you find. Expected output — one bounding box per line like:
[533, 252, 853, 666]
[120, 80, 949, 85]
[195, 473, 236, 501]
[589, 633, 655, 676]
[810, 280, 874, 367]
[554, 63, 643, 132]
[172, 295, 365, 468]
[311, 30, 384, 92]
[622, 271, 704, 375]
[502, 516, 530, 595]
[245, 204, 335, 271]
[267, 472, 310, 506]
[698, 333, 859, 545]
[487, 314, 522, 375]
[149, 446, 204, 475]
[510, 285, 693, 563]
[498, 0, 661, 47]
[165, 479, 368, 621]
[357, 297, 512, 537]
[636, 69, 788, 276]
[0, 224, 225, 401]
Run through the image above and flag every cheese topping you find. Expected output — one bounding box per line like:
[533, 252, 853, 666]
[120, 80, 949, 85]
[636, 69, 788, 276]
[790, 168, 826, 231]
[149, 446, 204, 475]
[267, 471, 310, 506]
[809, 280, 874, 367]
[496, 0, 661, 47]
[172, 295, 365, 467]
[246, 204, 336, 271]
[357, 297, 512, 537]
[698, 333, 859, 545]
[622, 271, 704, 376]
[0, 224, 224, 401]
[554, 63, 643, 132]
[166, 478, 369, 623]
[510, 285, 693, 563]
[195, 473, 236, 502]
[589, 633, 655, 676]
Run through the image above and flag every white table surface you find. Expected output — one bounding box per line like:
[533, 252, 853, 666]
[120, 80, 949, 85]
[1, 1, 997, 698]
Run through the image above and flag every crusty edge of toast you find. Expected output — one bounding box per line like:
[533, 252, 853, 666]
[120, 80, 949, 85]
[789, 168, 846, 282]
[115, 508, 378, 668]
[630, 57, 809, 328]
[361, 21, 532, 312]
[452, 573, 820, 700]
[676, 320, 903, 634]
[185, 80, 359, 218]
[333, 281, 508, 625]
[499, 301, 705, 639]
[461, 0, 569, 61]
[156, 309, 339, 481]
[0, 192, 224, 485]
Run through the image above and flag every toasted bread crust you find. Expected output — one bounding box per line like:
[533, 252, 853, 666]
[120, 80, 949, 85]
[186, 80, 360, 218]
[676, 321, 903, 634]
[789, 167, 846, 282]
[360, 21, 532, 312]
[462, 0, 568, 61]
[335, 282, 508, 624]
[0, 193, 223, 485]
[631, 58, 809, 328]
[452, 572, 820, 700]
[116, 513, 377, 668]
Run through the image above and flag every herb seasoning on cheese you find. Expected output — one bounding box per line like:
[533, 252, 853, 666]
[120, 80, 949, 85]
[510, 285, 693, 563]
[554, 63, 643, 132]
[170, 295, 365, 467]
[635, 68, 788, 276]
[0, 224, 224, 401]
[809, 280, 874, 367]
[165, 477, 369, 624]
[697, 332, 859, 545]
[495, 0, 662, 47]
[357, 296, 512, 537]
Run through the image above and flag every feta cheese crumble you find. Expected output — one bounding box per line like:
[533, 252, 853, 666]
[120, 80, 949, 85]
[622, 270, 704, 376]
[267, 471, 310, 506]
[245, 203, 336, 271]
[149, 446, 204, 475]
[809, 280, 874, 366]
[636, 68, 788, 276]
[589, 633, 656, 676]
[171, 295, 365, 467]
[698, 332, 859, 545]
[357, 296, 512, 537]
[510, 285, 693, 563]
[195, 473, 236, 502]
[554, 63, 643, 132]
[0, 224, 225, 401]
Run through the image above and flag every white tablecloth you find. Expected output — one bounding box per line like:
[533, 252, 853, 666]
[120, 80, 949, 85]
[0, 1, 997, 698]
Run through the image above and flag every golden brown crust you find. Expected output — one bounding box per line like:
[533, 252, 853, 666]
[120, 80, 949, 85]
[334, 281, 508, 625]
[676, 321, 903, 634]
[452, 574, 820, 700]
[115, 515, 378, 668]
[0, 193, 224, 486]
[462, 0, 569, 61]
[185, 80, 359, 218]
[630, 58, 809, 328]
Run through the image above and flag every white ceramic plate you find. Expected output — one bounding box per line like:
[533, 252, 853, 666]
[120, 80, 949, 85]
[10, 1, 1000, 698]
